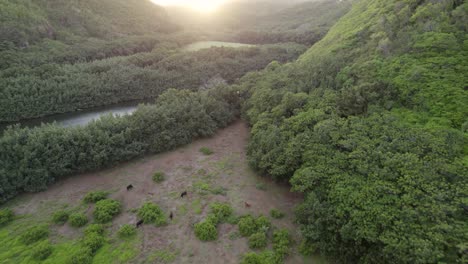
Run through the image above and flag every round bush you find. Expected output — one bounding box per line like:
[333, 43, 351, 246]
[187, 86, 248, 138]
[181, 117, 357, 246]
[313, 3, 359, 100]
[255, 215, 271, 231]
[137, 202, 167, 226]
[210, 202, 233, 223]
[69, 213, 88, 227]
[83, 233, 105, 253]
[68, 247, 93, 264]
[93, 199, 121, 223]
[31, 241, 53, 260]
[84, 224, 104, 236]
[0, 208, 14, 226]
[273, 229, 291, 259]
[152, 171, 165, 183]
[194, 220, 218, 241]
[118, 224, 137, 238]
[249, 232, 268, 249]
[205, 214, 219, 225]
[238, 215, 257, 237]
[19, 225, 49, 245]
[83, 191, 108, 204]
[270, 209, 285, 219]
[52, 210, 69, 224]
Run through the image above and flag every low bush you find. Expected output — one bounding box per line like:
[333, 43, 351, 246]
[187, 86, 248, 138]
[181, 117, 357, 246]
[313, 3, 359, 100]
[238, 215, 257, 237]
[269, 209, 285, 219]
[255, 215, 271, 234]
[194, 220, 218, 241]
[118, 224, 137, 238]
[210, 202, 233, 223]
[69, 213, 88, 227]
[94, 199, 121, 223]
[249, 232, 268, 249]
[31, 240, 53, 260]
[0, 208, 14, 226]
[137, 202, 167, 226]
[205, 214, 219, 225]
[241, 251, 276, 264]
[273, 229, 291, 260]
[84, 224, 104, 236]
[152, 172, 165, 183]
[199, 147, 214, 155]
[52, 210, 69, 224]
[19, 225, 49, 245]
[83, 233, 105, 253]
[83, 191, 108, 203]
[299, 240, 317, 257]
[68, 247, 93, 264]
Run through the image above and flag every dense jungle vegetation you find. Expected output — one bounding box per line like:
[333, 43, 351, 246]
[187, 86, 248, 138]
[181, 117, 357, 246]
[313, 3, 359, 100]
[240, 0, 468, 263]
[0, 42, 304, 121]
[0, 86, 239, 203]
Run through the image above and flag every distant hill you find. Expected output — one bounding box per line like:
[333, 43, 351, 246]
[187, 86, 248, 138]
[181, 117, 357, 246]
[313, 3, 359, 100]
[0, 0, 178, 47]
[166, 0, 351, 45]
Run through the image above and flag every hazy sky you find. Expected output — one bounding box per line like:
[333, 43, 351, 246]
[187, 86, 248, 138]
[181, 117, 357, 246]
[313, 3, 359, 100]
[151, 0, 228, 12]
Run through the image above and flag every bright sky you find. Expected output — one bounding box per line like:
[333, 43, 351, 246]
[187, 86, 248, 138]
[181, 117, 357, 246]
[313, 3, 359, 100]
[151, 0, 228, 13]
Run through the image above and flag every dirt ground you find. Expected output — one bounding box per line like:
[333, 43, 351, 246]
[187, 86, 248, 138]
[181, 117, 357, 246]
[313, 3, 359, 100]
[10, 120, 324, 264]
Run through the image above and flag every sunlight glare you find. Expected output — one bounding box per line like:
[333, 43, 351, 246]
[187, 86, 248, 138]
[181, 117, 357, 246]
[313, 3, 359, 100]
[151, 0, 226, 13]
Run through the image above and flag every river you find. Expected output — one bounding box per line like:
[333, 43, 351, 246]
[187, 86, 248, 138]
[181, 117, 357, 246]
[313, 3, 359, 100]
[0, 101, 141, 132]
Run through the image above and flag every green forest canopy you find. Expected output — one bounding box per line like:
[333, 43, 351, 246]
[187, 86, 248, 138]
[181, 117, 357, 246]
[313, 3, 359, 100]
[241, 0, 467, 263]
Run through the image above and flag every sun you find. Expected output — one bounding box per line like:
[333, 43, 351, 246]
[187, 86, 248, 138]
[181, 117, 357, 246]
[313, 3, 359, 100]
[151, 0, 225, 13]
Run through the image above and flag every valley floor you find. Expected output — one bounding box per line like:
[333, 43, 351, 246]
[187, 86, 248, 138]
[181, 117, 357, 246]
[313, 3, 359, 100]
[1, 120, 325, 264]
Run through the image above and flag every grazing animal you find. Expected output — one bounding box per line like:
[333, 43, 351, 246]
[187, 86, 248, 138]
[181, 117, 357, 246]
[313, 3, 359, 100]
[136, 219, 144, 228]
[169, 212, 173, 220]
[180, 191, 188, 198]
[244, 202, 251, 208]
[127, 184, 134, 191]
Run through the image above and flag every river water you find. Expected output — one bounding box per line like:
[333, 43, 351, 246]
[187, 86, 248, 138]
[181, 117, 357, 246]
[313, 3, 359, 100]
[0, 101, 140, 132]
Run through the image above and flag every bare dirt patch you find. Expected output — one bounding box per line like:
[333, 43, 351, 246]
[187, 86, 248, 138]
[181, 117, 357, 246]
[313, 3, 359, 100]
[9, 120, 324, 263]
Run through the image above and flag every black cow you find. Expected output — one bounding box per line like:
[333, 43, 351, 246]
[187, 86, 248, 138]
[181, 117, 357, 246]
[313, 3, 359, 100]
[180, 191, 188, 198]
[136, 219, 144, 228]
[127, 184, 134, 191]
[169, 212, 173, 220]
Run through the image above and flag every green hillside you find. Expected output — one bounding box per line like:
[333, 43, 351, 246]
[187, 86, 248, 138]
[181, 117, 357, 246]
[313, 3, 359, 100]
[0, 0, 177, 46]
[242, 0, 467, 263]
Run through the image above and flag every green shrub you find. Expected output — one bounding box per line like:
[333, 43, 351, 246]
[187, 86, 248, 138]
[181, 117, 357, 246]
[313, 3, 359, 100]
[83, 191, 108, 203]
[68, 247, 93, 264]
[94, 199, 121, 223]
[299, 240, 317, 257]
[19, 225, 49, 245]
[241, 251, 276, 264]
[83, 233, 105, 253]
[118, 224, 137, 238]
[255, 215, 271, 232]
[199, 147, 214, 155]
[194, 220, 218, 241]
[238, 215, 257, 237]
[69, 213, 88, 227]
[137, 202, 167, 226]
[0, 208, 14, 226]
[52, 210, 69, 224]
[273, 229, 291, 259]
[269, 209, 285, 219]
[205, 214, 220, 225]
[84, 224, 104, 236]
[249, 232, 268, 249]
[152, 171, 165, 183]
[31, 240, 53, 260]
[210, 202, 233, 223]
